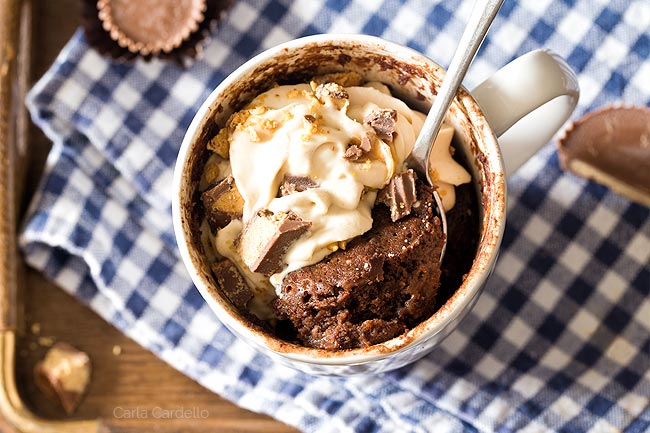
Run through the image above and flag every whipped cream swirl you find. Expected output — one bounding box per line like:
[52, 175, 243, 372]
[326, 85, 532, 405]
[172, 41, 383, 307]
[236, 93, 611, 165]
[213, 81, 470, 295]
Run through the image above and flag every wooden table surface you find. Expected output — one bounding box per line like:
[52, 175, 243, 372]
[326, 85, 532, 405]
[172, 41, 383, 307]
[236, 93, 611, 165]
[12, 1, 298, 432]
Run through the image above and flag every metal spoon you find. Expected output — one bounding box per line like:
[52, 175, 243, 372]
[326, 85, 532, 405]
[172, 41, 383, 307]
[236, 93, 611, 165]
[407, 0, 504, 260]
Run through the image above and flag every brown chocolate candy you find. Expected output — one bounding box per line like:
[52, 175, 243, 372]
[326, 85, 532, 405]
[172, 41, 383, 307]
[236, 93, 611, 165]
[238, 210, 312, 276]
[211, 260, 253, 309]
[280, 175, 318, 196]
[365, 109, 397, 142]
[201, 175, 244, 229]
[312, 82, 349, 110]
[378, 169, 418, 221]
[344, 131, 374, 161]
[558, 106, 650, 206]
[34, 342, 92, 414]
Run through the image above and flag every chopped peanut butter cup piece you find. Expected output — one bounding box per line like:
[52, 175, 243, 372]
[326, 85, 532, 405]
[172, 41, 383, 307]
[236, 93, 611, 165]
[378, 169, 418, 221]
[365, 108, 397, 142]
[312, 82, 349, 110]
[34, 342, 92, 414]
[279, 175, 318, 196]
[344, 131, 375, 161]
[207, 128, 230, 159]
[211, 260, 253, 309]
[201, 175, 244, 229]
[238, 210, 311, 276]
[202, 158, 221, 187]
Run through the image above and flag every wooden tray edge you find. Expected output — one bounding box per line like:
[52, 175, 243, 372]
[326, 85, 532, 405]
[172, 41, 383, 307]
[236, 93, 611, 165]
[1, 3, 297, 431]
[0, 1, 100, 431]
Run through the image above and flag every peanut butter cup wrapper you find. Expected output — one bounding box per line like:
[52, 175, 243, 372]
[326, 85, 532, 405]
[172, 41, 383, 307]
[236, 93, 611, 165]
[557, 105, 650, 206]
[82, 0, 233, 66]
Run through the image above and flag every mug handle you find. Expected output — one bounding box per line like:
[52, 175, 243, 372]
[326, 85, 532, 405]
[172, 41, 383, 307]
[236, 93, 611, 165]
[471, 49, 580, 177]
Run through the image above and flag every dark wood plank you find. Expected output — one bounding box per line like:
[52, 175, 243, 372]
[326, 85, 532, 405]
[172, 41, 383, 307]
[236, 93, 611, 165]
[13, 1, 299, 431]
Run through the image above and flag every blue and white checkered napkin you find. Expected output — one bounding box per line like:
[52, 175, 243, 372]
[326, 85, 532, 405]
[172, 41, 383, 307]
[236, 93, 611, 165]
[23, 0, 649, 431]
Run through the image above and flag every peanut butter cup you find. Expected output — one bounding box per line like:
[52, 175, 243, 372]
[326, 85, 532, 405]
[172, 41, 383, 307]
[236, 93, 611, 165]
[97, 0, 206, 55]
[82, 0, 233, 65]
[558, 106, 650, 206]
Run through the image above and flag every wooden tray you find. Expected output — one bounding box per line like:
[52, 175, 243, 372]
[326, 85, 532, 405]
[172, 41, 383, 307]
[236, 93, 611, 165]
[0, 1, 297, 431]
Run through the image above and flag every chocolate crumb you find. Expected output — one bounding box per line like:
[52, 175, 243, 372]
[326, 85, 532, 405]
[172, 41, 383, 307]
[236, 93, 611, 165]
[365, 109, 397, 142]
[280, 175, 318, 196]
[312, 82, 349, 110]
[344, 145, 364, 161]
[344, 131, 374, 161]
[38, 336, 55, 347]
[31, 322, 41, 335]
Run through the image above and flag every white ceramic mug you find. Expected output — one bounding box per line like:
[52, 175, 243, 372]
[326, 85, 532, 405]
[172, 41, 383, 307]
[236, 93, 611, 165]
[172, 34, 579, 376]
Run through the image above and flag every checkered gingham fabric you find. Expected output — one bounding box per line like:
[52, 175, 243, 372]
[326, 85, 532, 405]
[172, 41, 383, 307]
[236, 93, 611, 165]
[23, 1, 649, 432]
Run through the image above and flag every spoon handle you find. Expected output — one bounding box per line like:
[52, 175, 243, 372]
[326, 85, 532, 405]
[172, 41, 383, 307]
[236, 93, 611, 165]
[409, 0, 504, 183]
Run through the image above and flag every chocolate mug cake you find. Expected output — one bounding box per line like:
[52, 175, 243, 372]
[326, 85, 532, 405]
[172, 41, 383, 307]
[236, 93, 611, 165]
[193, 72, 479, 350]
[173, 34, 577, 374]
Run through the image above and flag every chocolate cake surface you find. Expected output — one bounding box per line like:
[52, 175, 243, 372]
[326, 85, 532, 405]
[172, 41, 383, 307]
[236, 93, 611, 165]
[274, 182, 445, 350]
